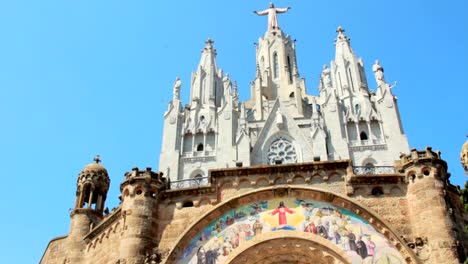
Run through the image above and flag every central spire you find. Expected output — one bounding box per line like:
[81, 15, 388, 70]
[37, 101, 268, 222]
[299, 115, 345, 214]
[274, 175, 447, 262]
[254, 2, 291, 31]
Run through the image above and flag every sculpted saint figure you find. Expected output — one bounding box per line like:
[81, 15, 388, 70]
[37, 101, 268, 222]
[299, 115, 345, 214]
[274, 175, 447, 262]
[254, 3, 291, 31]
[321, 64, 332, 88]
[173, 77, 181, 101]
[372, 60, 385, 85]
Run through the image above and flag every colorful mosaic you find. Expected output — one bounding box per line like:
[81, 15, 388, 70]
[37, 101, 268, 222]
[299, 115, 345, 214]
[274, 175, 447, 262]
[180, 198, 405, 264]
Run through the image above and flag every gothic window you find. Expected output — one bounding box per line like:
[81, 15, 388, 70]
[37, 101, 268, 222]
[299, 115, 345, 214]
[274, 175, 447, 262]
[267, 137, 297, 165]
[273, 52, 279, 78]
[287, 55, 293, 83]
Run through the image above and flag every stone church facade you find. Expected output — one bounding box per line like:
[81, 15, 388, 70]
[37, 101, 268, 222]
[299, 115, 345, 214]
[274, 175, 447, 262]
[41, 5, 467, 264]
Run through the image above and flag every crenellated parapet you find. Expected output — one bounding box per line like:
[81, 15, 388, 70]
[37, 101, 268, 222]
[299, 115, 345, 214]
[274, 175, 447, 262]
[399, 147, 448, 181]
[120, 167, 168, 195]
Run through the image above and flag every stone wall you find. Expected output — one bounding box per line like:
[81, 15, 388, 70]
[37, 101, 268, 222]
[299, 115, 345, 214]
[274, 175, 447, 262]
[40, 236, 67, 264]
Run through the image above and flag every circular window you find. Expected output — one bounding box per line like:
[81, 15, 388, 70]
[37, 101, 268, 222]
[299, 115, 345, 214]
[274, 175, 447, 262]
[267, 137, 297, 165]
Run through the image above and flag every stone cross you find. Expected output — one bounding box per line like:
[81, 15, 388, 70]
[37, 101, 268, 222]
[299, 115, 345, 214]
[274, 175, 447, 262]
[94, 155, 102, 164]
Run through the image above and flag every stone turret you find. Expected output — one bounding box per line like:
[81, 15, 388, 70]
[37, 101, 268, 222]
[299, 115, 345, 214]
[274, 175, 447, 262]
[400, 148, 460, 263]
[118, 167, 167, 263]
[68, 156, 110, 263]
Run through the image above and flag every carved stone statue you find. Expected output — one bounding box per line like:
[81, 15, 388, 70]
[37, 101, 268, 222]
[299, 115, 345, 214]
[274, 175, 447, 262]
[254, 3, 291, 31]
[321, 64, 332, 88]
[372, 60, 385, 85]
[173, 77, 181, 101]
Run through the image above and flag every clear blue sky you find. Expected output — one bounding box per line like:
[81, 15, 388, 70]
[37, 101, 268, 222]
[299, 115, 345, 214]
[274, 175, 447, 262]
[0, 1, 466, 263]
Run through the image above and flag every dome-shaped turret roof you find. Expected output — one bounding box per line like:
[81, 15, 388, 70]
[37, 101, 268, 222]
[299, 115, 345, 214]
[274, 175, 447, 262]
[81, 162, 108, 174]
[77, 155, 110, 189]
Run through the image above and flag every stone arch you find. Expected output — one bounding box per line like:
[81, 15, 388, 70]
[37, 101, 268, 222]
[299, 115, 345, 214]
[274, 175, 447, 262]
[361, 157, 377, 167]
[255, 177, 269, 187]
[226, 231, 351, 264]
[328, 172, 342, 182]
[189, 168, 205, 179]
[291, 174, 305, 184]
[166, 186, 418, 263]
[310, 174, 322, 184]
[238, 177, 251, 189]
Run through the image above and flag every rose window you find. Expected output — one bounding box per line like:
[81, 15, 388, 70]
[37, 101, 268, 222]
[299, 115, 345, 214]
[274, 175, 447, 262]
[267, 137, 297, 165]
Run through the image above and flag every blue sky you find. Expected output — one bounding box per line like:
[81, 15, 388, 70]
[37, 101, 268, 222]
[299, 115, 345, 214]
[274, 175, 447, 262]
[0, 1, 467, 263]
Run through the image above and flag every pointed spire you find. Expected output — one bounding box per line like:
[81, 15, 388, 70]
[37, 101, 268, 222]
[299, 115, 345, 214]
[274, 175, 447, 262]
[198, 38, 218, 72]
[334, 26, 355, 60]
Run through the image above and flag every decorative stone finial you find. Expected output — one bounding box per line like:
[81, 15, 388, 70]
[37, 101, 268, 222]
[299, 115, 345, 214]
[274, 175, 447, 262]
[335, 26, 350, 43]
[93, 155, 102, 164]
[205, 38, 214, 48]
[336, 26, 345, 34]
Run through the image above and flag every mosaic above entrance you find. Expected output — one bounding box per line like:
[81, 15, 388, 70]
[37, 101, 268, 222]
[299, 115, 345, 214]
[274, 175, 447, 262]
[180, 198, 405, 264]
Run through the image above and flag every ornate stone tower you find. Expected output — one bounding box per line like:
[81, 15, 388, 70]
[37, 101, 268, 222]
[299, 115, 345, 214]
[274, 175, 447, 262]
[159, 39, 241, 182]
[158, 5, 411, 182]
[118, 167, 167, 263]
[68, 156, 110, 263]
[319, 27, 410, 166]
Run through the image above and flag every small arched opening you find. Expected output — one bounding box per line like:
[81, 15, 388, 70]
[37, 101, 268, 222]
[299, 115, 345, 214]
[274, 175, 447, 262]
[360, 131, 368, 141]
[371, 186, 384, 197]
[196, 143, 204, 152]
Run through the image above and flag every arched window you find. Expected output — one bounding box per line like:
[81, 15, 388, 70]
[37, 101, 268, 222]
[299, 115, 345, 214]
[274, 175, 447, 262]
[360, 131, 368, 140]
[196, 143, 204, 152]
[273, 52, 279, 78]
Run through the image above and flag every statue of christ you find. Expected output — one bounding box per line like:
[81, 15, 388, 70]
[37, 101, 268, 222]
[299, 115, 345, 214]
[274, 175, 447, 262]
[254, 2, 291, 31]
